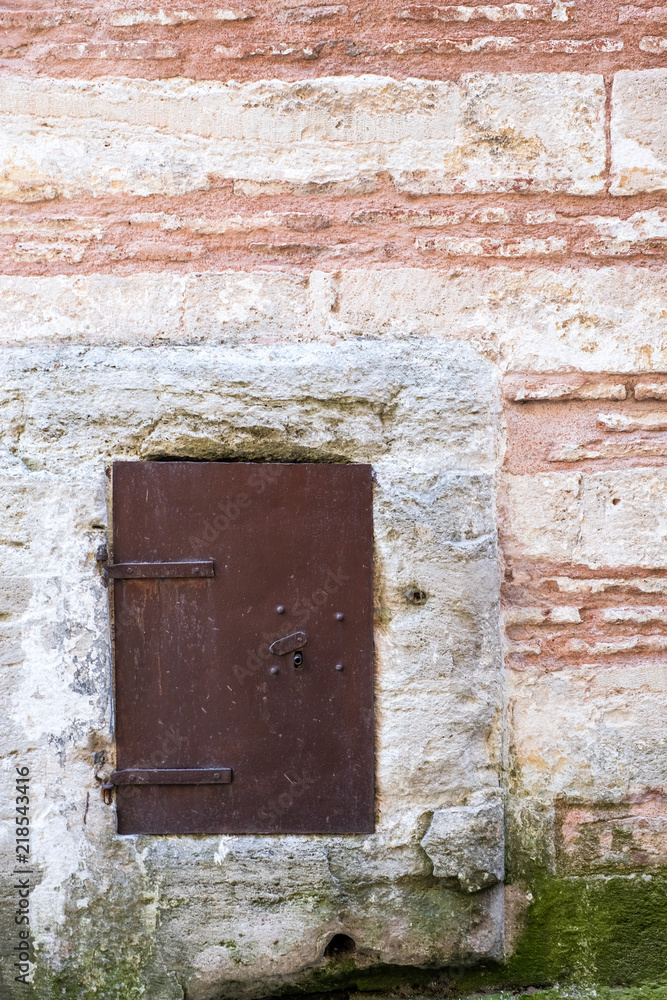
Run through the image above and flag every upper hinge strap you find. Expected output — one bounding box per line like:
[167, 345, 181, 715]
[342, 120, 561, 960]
[105, 560, 215, 579]
[109, 768, 231, 786]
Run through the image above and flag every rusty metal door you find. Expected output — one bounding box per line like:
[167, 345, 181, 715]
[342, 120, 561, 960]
[109, 462, 374, 835]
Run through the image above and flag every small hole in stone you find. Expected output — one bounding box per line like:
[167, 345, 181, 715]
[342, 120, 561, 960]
[406, 588, 428, 606]
[324, 934, 356, 959]
[612, 497, 621, 505]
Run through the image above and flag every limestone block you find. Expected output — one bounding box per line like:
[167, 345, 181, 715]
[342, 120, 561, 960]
[333, 267, 667, 372]
[0, 272, 311, 345]
[502, 470, 667, 568]
[611, 70, 667, 194]
[582, 208, 667, 255]
[0, 341, 498, 475]
[420, 795, 505, 891]
[0, 73, 606, 198]
[5, 266, 667, 376]
[509, 665, 667, 800]
[500, 472, 583, 563]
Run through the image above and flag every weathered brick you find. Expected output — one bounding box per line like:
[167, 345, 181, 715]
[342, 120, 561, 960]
[381, 37, 522, 54]
[214, 42, 320, 58]
[350, 208, 464, 226]
[110, 9, 199, 25]
[109, 7, 256, 24]
[603, 607, 667, 624]
[505, 606, 582, 625]
[635, 379, 667, 401]
[380, 36, 622, 55]
[0, 45, 29, 58]
[12, 240, 89, 263]
[596, 411, 667, 432]
[569, 635, 667, 655]
[129, 210, 331, 232]
[396, 2, 571, 21]
[619, 4, 667, 22]
[34, 41, 182, 60]
[582, 208, 667, 256]
[415, 235, 567, 256]
[279, 4, 348, 23]
[548, 577, 667, 595]
[503, 376, 627, 401]
[0, 11, 99, 27]
[531, 37, 623, 52]
[639, 36, 667, 53]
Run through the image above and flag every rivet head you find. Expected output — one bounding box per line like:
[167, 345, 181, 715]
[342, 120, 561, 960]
[270, 666, 279, 675]
[276, 605, 285, 614]
[335, 612, 344, 621]
[335, 663, 344, 671]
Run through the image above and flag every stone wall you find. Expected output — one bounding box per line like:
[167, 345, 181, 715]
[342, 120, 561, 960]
[1, 2, 667, 998]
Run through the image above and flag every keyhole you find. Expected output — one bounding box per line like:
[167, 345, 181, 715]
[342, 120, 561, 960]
[293, 650, 303, 668]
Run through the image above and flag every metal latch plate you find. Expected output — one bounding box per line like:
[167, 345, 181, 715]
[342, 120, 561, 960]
[269, 631, 307, 655]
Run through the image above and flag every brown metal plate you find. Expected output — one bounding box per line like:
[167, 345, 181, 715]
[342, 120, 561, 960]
[112, 461, 374, 835]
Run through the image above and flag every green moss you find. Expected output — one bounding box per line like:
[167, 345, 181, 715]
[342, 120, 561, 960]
[506, 873, 667, 987]
[29, 862, 158, 1000]
[40, 957, 145, 1000]
[450, 990, 667, 1000]
[449, 873, 667, 997]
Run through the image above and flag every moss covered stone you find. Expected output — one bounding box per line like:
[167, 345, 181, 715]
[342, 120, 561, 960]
[504, 874, 667, 988]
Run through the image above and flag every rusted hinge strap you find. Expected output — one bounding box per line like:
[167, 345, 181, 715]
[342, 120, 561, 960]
[109, 768, 232, 786]
[105, 561, 215, 579]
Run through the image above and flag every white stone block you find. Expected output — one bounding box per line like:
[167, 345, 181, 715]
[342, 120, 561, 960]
[0, 73, 606, 199]
[502, 470, 667, 569]
[611, 69, 667, 194]
[3, 267, 667, 375]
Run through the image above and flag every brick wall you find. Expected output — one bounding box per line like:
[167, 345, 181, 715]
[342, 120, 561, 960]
[2, 2, 667, 998]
